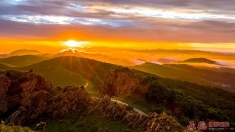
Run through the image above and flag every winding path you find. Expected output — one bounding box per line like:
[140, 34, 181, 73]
[112, 99, 148, 116]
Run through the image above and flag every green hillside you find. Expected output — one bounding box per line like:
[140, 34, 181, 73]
[131, 62, 235, 91]
[0, 55, 47, 67]
[0, 62, 14, 70]
[18, 56, 119, 97]
[21, 56, 119, 86]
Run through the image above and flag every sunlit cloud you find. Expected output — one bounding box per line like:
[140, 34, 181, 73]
[106, 7, 235, 22]
[1, 15, 73, 24]
[7, 0, 27, 5]
[0, 15, 133, 26]
[67, 3, 87, 9]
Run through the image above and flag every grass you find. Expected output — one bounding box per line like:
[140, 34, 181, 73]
[0, 123, 34, 132]
[20, 64, 87, 88]
[38, 109, 140, 132]
[113, 95, 150, 114]
[0, 62, 14, 70]
[86, 82, 100, 97]
[19, 62, 101, 97]
[113, 94, 172, 115]
[0, 55, 47, 67]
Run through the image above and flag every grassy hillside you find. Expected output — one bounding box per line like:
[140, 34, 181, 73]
[131, 62, 235, 91]
[17, 56, 119, 97]
[21, 56, 119, 86]
[0, 55, 47, 67]
[0, 62, 14, 70]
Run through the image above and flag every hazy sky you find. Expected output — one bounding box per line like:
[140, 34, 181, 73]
[0, 0, 235, 52]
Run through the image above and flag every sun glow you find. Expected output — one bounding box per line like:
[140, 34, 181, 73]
[63, 40, 89, 47]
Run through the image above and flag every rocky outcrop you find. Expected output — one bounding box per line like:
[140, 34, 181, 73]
[89, 96, 180, 132]
[0, 70, 92, 125]
[0, 71, 11, 114]
[101, 69, 141, 96]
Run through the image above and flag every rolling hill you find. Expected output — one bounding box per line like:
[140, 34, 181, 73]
[17, 56, 119, 97]
[0, 55, 120, 96]
[0, 55, 48, 67]
[131, 62, 235, 91]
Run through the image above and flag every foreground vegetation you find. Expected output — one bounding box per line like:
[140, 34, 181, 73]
[0, 122, 34, 132]
[29, 109, 140, 132]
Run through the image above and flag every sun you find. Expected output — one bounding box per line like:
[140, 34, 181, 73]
[63, 40, 82, 47]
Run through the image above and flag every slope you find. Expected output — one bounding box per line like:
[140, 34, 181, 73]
[0, 62, 14, 70]
[0, 55, 48, 67]
[101, 68, 235, 126]
[18, 56, 119, 97]
[132, 62, 235, 91]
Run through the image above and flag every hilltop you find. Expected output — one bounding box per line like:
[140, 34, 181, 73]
[181, 58, 220, 65]
[20, 56, 119, 87]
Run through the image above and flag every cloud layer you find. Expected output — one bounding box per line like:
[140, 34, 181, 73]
[0, 0, 235, 43]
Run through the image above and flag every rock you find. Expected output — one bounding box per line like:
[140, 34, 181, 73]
[90, 95, 180, 132]
[0, 100, 8, 114]
[20, 72, 54, 97]
[0, 70, 92, 125]
[101, 70, 140, 96]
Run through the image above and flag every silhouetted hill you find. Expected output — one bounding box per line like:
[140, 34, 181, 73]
[0, 55, 47, 67]
[181, 58, 219, 65]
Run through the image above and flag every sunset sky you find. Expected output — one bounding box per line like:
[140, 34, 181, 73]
[0, 0, 235, 53]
